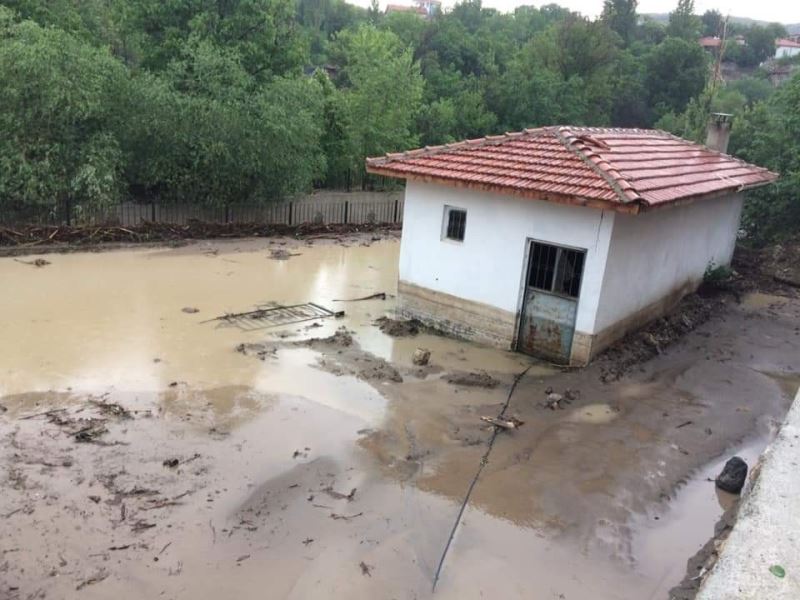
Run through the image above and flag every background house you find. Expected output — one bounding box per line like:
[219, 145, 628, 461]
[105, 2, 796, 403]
[775, 38, 800, 59]
[367, 117, 777, 365]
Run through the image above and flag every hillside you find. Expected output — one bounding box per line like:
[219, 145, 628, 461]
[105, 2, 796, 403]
[642, 13, 800, 34]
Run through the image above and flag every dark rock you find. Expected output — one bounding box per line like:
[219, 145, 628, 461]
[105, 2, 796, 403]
[715, 456, 748, 494]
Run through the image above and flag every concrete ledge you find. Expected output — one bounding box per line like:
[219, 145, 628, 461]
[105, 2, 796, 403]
[397, 280, 517, 349]
[696, 387, 800, 600]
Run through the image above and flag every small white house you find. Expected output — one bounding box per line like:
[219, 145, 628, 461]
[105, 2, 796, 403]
[775, 38, 800, 59]
[366, 118, 777, 365]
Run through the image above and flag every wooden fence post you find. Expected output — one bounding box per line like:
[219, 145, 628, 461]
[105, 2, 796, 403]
[150, 201, 156, 222]
[288, 201, 293, 225]
[393, 198, 399, 223]
[344, 200, 349, 224]
[65, 198, 72, 226]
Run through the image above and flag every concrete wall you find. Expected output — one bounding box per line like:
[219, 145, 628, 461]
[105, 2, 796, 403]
[776, 45, 800, 59]
[593, 193, 743, 346]
[697, 387, 800, 600]
[397, 181, 616, 349]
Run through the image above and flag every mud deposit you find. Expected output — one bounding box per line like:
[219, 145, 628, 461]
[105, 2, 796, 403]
[1, 236, 799, 600]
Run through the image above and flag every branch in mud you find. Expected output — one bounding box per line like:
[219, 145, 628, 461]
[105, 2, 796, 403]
[0, 222, 400, 250]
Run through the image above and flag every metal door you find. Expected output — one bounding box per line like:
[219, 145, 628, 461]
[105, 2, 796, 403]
[518, 241, 585, 364]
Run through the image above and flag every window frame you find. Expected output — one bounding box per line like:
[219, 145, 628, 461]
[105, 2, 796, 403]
[525, 240, 586, 300]
[441, 205, 467, 243]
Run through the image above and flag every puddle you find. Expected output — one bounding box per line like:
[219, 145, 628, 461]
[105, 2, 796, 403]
[740, 291, 788, 310]
[0, 239, 400, 398]
[1, 237, 799, 600]
[632, 435, 771, 598]
[567, 402, 619, 424]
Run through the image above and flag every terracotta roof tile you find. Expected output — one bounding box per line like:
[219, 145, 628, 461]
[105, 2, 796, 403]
[365, 127, 778, 213]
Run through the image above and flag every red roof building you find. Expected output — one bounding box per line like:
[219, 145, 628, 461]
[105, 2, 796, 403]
[369, 124, 777, 365]
[367, 127, 776, 214]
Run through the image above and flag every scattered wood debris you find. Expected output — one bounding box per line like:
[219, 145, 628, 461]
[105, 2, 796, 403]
[333, 292, 387, 302]
[13, 257, 50, 267]
[76, 570, 108, 590]
[130, 520, 156, 532]
[446, 370, 499, 389]
[268, 248, 301, 260]
[323, 486, 357, 501]
[480, 416, 524, 430]
[359, 561, 373, 577]
[330, 512, 363, 521]
[181, 307, 200, 314]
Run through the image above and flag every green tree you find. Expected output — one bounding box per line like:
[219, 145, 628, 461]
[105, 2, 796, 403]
[117, 40, 325, 204]
[730, 74, 800, 242]
[646, 37, 708, 117]
[333, 25, 423, 186]
[121, 0, 308, 79]
[601, 0, 638, 46]
[700, 9, 722, 37]
[0, 8, 126, 212]
[666, 0, 700, 41]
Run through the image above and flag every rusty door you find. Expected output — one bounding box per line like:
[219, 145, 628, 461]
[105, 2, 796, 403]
[518, 241, 585, 364]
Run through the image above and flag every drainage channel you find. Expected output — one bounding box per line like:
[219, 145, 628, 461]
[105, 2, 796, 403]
[431, 363, 535, 592]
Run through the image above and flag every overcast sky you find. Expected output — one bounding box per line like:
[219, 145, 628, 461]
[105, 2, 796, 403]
[360, 0, 799, 24]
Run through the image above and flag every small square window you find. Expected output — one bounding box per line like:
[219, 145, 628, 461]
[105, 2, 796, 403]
[444, 207, 467, 242]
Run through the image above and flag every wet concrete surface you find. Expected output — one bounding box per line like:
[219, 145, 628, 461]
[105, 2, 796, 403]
[1, 234, 799, 600]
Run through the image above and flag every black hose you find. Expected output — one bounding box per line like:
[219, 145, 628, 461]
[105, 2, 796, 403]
[431, 363, 534, 592]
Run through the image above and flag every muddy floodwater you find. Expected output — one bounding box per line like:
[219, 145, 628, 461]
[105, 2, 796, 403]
[1, 235, 799, 600]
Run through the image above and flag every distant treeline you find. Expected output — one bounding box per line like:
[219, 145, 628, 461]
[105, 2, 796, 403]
[0, 0, 797, 241]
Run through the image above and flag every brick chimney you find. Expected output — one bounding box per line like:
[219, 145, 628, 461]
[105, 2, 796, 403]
[706, 113, 733, 153]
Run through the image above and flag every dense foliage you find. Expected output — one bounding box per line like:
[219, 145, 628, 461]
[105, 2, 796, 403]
[0, 0, 797, 240]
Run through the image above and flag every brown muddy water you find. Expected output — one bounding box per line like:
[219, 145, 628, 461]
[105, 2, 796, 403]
[1, 235, 799, 600]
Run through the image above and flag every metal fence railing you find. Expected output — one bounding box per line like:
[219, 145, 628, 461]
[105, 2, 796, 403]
[0, 192, 405, 228]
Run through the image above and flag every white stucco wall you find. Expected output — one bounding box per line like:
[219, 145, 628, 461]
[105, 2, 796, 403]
[593, 193, 744, 333]
[775, 45, 800, 59]
[398, 181, 616, 334]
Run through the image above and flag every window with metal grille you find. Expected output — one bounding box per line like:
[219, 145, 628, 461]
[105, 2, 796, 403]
[527, 242, 585, 299]
[443, 207, 467, 242]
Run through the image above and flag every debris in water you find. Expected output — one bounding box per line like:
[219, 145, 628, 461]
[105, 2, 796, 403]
[163, 458, 180, 468]
[715, 456, 748, 494]
[130, 520, 156, 532]
[359, 561, 373, 577]
[542, 393, 565, 410]
[446, 370, 499, 388]
[236, 554, 250, 563]
[89, 398, 132, 420]
[480, 416, 524, 430]
[268, 248, 301, 260]
[76, 570, 108, 590]
[14, 258, 50, 268]
[412, 348, 431, 366]
[89, 495, 101, 504]
[323, 487, 357, 501]
[302, 538, 314, 546]
[676, 420, 693, 429]
[333, 292, 387, 302]
[204, 302, 343, 331]
[330, 512, 363, 521]
[374, 316, 426, 337]
[181, 307, 200, 314]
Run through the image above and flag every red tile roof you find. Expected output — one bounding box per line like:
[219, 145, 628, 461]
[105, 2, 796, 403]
[366, 127, 778, 213]
[699, 36, 722, 48]
[776, 38, 800, 48]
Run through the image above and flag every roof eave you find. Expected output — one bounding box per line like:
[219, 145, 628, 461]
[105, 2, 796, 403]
[637, 175, 779, 212]
[365, 165, 642, 214]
